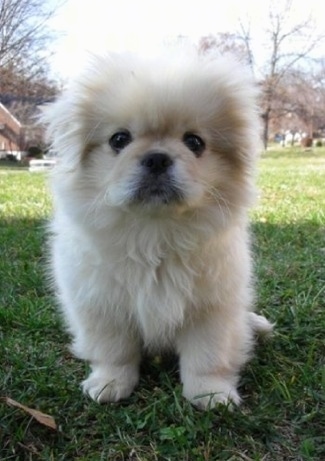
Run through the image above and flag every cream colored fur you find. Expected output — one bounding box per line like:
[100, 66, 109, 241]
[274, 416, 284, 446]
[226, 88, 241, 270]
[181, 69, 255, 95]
[44, 47, 273, 409]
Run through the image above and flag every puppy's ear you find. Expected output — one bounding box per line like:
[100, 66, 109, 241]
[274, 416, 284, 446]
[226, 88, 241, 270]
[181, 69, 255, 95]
[208, 57, 262, 167]
[40, 92, 84, 171]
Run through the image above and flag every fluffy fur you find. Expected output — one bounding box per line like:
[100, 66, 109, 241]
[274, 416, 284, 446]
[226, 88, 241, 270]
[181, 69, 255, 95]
[44, 47, 273, 409]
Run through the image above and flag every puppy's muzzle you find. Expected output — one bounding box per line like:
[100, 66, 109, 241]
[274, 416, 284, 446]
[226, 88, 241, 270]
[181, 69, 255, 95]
[133, 151, 183, 205]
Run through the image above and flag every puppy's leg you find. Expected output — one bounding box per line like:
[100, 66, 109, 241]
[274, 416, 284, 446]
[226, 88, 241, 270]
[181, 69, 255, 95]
[71, 319, 141, 403]
[177, 310, 253, 410]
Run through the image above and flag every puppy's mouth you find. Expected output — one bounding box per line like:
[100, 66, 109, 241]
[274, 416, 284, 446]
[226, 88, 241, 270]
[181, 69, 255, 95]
[133, 176, 184, 204]
[132, 151, 184, 205]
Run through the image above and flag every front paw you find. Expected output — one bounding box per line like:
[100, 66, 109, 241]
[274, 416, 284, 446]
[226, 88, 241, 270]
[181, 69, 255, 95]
[82, 365, 139, 403]
[182, 376, 240, 410]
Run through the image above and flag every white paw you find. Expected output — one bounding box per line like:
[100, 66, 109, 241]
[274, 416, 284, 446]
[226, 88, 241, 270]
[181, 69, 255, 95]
[183, 376, 240, 410]
[82, 366, 139, 403]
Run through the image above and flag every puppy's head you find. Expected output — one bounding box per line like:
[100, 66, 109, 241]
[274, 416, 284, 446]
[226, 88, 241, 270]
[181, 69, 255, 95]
[44, 49, 261, 225]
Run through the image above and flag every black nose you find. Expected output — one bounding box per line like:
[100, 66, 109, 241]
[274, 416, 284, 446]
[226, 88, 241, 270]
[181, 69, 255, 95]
[140, 152, 173, 175]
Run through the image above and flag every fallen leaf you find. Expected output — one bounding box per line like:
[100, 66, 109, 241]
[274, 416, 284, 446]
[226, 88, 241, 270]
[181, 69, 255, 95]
[3, 397, 57, 430]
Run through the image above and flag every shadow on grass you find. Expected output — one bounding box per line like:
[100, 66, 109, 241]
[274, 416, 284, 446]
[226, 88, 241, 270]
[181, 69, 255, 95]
[0, 217, 49, 299]
[0, 217, 324, 460]
[252, 220, 323, 317]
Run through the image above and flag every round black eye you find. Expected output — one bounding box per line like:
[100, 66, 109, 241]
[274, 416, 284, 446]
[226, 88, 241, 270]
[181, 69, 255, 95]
[109, 130, 132, 152]
[183, 133, 205, 156]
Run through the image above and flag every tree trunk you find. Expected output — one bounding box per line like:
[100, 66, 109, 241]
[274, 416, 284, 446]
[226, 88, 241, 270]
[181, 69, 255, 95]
[262, 108, 271, 149]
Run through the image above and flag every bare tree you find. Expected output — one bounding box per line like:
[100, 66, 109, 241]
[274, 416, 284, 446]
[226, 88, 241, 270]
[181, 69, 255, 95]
[198, 33, 250, 65]
[0, 0, 60, 68]
[238, 0, 324, 147]
[289, 65, 325, 138]
[237, 20, 254, 72]
[0, 0, 62, 124]
[265, 70, 315, 139]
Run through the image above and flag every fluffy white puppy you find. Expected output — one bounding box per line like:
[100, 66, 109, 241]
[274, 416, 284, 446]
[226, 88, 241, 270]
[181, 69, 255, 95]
[44, 47, 272, 409]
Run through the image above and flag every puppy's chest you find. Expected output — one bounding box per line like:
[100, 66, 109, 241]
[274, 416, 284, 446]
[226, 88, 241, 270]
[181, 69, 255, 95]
[107, 243, 200, 343]
[114, 245, 196, 303]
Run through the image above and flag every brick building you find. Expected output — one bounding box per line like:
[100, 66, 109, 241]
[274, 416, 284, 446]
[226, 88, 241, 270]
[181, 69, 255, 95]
[0, 102, 23, 156]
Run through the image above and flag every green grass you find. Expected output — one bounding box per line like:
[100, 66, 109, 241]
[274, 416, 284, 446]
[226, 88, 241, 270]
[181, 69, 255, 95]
[1, 147, 324, 461]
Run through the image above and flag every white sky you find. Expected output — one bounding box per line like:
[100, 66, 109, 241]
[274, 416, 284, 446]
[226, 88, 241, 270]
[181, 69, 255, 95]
[48, 0, 325, 80]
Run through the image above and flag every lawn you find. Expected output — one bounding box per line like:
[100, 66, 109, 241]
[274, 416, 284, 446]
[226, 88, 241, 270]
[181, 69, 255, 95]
[0, 148, 324, 461]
